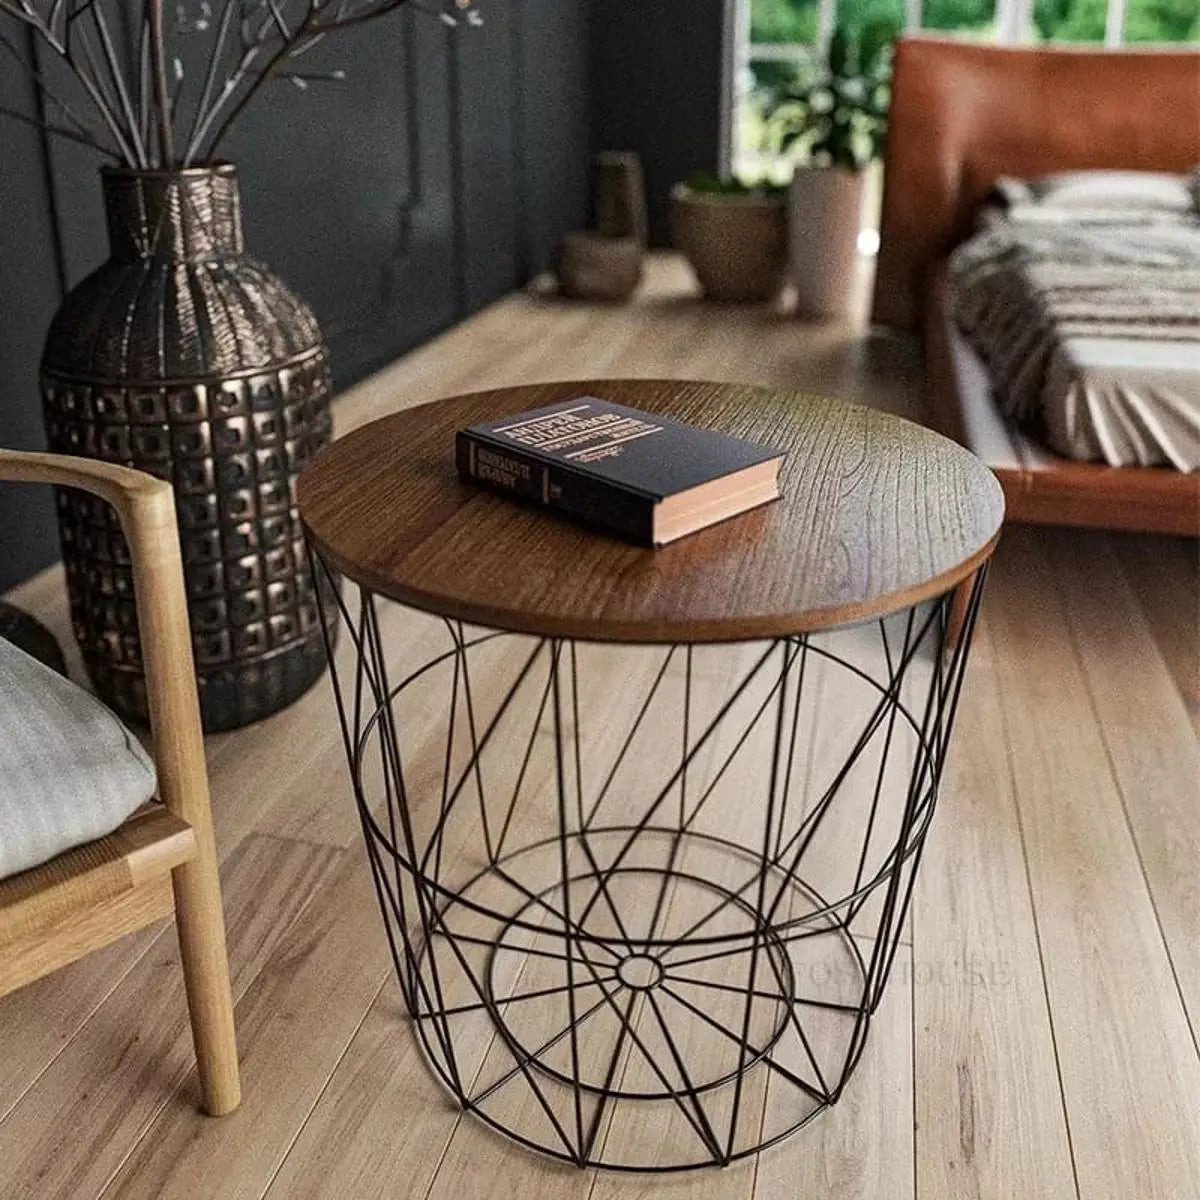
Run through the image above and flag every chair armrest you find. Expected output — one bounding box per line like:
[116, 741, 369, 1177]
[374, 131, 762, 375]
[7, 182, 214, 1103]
[0, 449, 172, 514]
[0, 448, 211, 835]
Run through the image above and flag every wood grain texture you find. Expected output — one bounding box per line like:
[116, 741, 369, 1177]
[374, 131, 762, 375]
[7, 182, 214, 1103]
[100, 851, 391, 1200]
[754, 943, 913, 1200]
[0, 808, 193, 950]
[912, 614, 1075, 1200]
[1051, 530, 1200, 1043]
[0, 255, 1195, 1200]
[746, 624, 915, 1200]
[259, 980, 471, 1200]
[987, 528, 1200, 1199]
[0, 877, 175, 1003]
[298, 379, 1004, 642]
[0, 927, 163, 1121]
[1112, 534, 1200, 738]
[0, 834, 338, 1200]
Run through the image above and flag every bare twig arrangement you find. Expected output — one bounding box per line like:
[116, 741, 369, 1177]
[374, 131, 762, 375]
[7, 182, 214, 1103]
[0, 0, 479, 167]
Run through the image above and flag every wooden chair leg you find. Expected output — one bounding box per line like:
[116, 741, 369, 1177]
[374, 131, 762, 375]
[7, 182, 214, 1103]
[172, 847, 241, 1116]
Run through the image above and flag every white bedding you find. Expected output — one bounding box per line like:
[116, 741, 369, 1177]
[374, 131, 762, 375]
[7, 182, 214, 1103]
[948, 170, 1200, 472]
[945, 295, 1200, 472]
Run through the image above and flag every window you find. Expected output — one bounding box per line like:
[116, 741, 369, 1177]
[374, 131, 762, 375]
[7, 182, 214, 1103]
[731, 0, 1199, 179]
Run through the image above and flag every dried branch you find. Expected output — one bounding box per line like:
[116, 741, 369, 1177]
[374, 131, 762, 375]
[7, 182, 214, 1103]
[136, 13, 151, 147]
[76, 21, 139, 160]
[0, 0, 42, 32]
[65, 0, 103, 38]
[0, 24, 108, 145]
[264, 0, 290, 41]
[89, 3, 147, 164]
[0, 99, 120, 155]
[310, 0, 420, 35]
[199, 0, 428, 159]
[2, 0, 146, 160]
[1, 0, 475, 167]
[185, 0, 239, 157]
[194, 32, 295, 160]
[148, 0, 173, 163]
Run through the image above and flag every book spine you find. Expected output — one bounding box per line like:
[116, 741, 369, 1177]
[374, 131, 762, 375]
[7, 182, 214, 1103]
[455, 431, 654, 545]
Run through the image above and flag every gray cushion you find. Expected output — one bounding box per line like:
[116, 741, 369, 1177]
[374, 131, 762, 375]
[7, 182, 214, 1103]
[0, 637, 156, 880]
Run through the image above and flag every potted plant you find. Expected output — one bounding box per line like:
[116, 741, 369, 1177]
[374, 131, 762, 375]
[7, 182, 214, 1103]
[0, 0, 477, 730]
[670, 174, 789, 303]
[765, 21, 897, 317]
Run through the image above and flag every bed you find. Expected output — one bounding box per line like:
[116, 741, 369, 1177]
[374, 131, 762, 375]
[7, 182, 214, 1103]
[873, 37, 1200, 536]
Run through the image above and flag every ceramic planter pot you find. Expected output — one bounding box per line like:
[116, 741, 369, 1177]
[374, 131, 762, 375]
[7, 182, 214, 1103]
[789, 166, 867, 318]
[670, 184, 788, 303]
[553, 231, 643, 301]
[40, 163, 336, 732]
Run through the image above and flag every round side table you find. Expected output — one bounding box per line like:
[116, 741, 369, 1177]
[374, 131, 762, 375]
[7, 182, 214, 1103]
[298, 379, 1004, 1172]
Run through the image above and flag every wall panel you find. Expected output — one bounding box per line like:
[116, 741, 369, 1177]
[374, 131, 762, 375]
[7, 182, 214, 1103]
[0, 37, 65, 588]
[0, 3, 590, 592]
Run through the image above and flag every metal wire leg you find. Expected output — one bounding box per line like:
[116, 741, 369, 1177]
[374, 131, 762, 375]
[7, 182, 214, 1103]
[312, 555, 988, 1172]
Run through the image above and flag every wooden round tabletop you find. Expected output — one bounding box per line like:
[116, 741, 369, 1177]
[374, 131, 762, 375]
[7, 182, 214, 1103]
[298, 380, 1004, 642]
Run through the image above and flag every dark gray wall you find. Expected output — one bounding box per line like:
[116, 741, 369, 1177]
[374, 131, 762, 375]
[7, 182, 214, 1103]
[589, 0, 728, 245]
[0, 32, 67, 589]
[0, 0, 590, 592]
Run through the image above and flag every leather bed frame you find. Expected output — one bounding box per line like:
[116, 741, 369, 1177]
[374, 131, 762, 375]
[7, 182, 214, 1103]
[873, 37, 1200, 536]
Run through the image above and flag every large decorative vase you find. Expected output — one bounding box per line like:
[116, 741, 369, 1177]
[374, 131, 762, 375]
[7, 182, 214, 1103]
[41, 163, 335, 732]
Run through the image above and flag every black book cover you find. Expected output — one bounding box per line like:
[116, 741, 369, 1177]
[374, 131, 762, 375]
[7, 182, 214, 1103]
[455, 397, 783, 545]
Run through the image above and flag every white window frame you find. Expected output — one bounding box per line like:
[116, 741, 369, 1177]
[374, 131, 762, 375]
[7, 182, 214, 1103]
[736, 0, 1137, 47]
[725, 0, 1160, 174]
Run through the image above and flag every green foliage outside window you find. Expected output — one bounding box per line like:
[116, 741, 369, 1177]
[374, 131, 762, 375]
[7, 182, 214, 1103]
[921, 0, 995, 32]
[750, 0, 819, 42]
[750, 0, 1199, 44]
[742, 0, 1195, 180]
[1124, 0, 1200, 41]
[832, 0, 907, 37]
[1033, 0, 1107, 39]
[1034, 0, 1197, 42]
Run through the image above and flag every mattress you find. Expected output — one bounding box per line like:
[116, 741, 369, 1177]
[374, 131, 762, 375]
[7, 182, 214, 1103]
[948, 172, 1200, 472]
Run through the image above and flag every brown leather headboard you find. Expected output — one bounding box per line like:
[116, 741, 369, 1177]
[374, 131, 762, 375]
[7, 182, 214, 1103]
[873, 37, 1200, 331]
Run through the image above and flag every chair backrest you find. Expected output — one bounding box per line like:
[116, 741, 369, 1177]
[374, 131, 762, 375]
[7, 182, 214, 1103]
[872, 37, 1200, 331]
[0, 451, 209, 832]
[0, 449, 240, 1115]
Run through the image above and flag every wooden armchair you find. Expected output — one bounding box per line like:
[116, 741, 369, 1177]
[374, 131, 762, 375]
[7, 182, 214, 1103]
[0, 449, 240, 1116]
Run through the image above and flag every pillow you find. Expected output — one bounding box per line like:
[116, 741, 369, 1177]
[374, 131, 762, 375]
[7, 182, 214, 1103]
[992, 170, 1193, 214]
[0, 638, 156, 880]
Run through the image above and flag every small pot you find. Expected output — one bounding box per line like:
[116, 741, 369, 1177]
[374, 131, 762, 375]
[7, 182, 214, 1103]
[789, 166, 867, 318]
[670, 184, 788, 303]
[553, 231, 643, 302]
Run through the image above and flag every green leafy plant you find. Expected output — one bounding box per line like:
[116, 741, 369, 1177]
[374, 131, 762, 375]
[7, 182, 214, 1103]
[684, 172, 788, 199]
[763, 19, 898, 172]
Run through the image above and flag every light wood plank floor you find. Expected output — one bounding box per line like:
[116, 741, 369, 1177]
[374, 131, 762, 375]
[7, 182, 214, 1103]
[3, 255, 1197, 1199]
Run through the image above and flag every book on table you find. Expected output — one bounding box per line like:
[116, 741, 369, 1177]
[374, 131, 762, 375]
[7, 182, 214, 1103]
[456, 397, 784, 546]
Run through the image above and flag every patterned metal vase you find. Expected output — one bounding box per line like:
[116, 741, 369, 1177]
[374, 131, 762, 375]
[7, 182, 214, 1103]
[41, 163, 335, 732]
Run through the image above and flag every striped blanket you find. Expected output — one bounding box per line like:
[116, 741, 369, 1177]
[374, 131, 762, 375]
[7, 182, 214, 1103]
[947, 183, 1200, 469]
[950, 211, 1200, 427]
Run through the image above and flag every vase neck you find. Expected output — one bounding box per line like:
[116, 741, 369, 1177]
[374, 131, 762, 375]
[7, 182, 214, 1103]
[102, 166, 244, 262]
